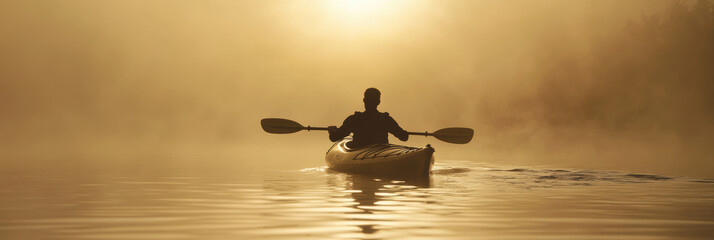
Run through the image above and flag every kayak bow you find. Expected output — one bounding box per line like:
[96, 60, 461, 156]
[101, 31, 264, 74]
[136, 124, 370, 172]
[325, 137, 435, 178]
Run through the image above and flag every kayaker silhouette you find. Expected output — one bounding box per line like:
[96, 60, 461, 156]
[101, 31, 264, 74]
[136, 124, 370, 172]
[328, 88, 409, 148]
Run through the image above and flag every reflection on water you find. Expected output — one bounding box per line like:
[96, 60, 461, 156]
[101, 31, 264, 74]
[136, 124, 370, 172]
[1, 160, 713, 239]
[327, 172, 432, 237]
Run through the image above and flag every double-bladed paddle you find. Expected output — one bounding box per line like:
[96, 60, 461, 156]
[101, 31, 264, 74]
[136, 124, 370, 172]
[261, 118, 474, 144]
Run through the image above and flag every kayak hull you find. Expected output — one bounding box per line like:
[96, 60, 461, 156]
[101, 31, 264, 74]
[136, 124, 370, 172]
[325, 138, 435, 178]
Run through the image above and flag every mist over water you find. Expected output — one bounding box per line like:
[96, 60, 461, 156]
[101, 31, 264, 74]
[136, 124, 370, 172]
[1, 0, 713, 178]
[2, 1, 714, 239]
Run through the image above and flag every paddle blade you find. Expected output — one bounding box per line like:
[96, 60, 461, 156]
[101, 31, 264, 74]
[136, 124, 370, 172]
[261, 118, 304, 134]
[432, 127, 474, 144]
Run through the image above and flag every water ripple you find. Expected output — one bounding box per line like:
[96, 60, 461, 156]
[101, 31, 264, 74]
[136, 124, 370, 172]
[1, 161, 713, 239]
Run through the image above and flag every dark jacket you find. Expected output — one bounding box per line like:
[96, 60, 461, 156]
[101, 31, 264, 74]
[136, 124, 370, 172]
[329, 110, 409, 148]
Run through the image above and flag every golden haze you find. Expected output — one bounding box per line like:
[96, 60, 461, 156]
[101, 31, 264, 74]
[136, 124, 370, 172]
[1, 0, 712, 177]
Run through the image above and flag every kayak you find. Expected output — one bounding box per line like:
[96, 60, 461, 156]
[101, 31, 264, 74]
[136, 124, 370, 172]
[325, 137, 435, 178]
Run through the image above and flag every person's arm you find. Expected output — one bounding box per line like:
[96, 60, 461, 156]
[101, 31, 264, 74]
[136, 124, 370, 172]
[386, 115, 409, 141]
[328, 116, 354, 142]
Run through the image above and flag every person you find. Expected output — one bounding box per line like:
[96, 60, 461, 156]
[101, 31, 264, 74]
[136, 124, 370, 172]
[328, 88, 409, 148]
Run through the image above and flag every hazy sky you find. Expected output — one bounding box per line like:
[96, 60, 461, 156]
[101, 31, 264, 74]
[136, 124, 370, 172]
[3, 0, 712, 177]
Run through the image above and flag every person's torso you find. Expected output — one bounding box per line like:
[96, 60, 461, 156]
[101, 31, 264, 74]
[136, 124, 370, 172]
[350, 111, 390, 148]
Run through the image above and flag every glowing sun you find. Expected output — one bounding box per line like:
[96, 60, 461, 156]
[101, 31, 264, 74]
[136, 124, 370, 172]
[328, 0, 388, 16]
[325, 0, 412, 30]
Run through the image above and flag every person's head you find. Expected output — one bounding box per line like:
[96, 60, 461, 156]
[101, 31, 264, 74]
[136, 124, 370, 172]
[363, 88, 381, 110]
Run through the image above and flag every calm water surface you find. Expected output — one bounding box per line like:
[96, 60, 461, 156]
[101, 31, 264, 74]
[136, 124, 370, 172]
[1, 160, 713, 240]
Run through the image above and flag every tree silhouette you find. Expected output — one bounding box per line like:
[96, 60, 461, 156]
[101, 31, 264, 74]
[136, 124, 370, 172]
[537, 0, 714, 135]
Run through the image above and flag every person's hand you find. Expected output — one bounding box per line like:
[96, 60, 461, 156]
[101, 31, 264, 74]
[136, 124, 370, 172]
[328, 126, 337, 134]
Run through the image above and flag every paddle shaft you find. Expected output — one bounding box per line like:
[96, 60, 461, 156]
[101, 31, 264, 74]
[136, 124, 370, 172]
[305, 127, 431, 136]
[407, 131, 432, 136]
[305, 126, 329, 131]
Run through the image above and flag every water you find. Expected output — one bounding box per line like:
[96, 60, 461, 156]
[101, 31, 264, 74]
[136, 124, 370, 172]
[1, 160, 713, 240]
